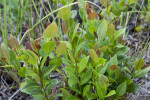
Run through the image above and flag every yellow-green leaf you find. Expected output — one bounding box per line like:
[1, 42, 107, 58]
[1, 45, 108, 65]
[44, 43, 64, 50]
[43, 41, 56, 55]
[58, 7, 72, 20]
[56, 42, 67, 57]
[90, 49, 99, 62]
[44, 22, 58, 41]
[9, 35, 19, 51]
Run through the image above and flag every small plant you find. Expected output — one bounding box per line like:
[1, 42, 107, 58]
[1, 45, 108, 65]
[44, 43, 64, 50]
[0, 0, 150, 100]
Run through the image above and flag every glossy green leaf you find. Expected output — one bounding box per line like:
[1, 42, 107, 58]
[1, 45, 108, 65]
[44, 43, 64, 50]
[43, 41, 56, 55]
[56, 42, 67, 57]
[80, 70, 92, 85]
[18, 67, 26, 77]
[83, 85, 90, 97]
[116, 81, 127, 96]
[44, 65, 56, 77]
[44, 22, 58, 41]
[78, 56, 89, 73]
[46, 79, 59, 95]
[105, 90, 116, 97]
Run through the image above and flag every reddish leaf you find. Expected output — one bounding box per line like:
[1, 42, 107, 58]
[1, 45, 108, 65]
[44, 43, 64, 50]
[25, 42, 33, 51]
[46, 21, 51, 28]
[110, 65, 117, 71]
[87, 8, 91, 15]
[35, 38, 42, 50]
[87, 12, 98, 20]
[142, 64, 150, 69]
[96, 48, 101, 57]
[94, 31, 98, 39]
[2, 57, 6, 61]
[62, 20, 68, 34]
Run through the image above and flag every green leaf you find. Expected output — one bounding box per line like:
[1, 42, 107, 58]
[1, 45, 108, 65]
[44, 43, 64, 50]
[78, 56, 89, 73]
[26, 68, 40, 81]
[83, 85, 90, 97]
[97, 19, 108, 40]
[40, 56, 47, 70]
[134, 67, 150, 78]
[56, 42, 67, 57]
[66, 96, 81, 100]
[96, 82, 105, 99]
[46, 79, 59, 95]
[80, 70, 92, 85]
[109, 55, 118, 67]
[44, 65, 56, 77]
[75, 42, 85, 57]
[68, 75, 78, 88]
[61, 88, 71, 100]
[115, 67, 122, 79]
[7, 71, 20, 84]
[0, 65, 16, 69]
[71, 23, 80, 41]
[44, 22, 58, 41]
[9, 49, 20, 70]
[100, 62, 108, 74]
[49, 57, 62, 68]
[21, 82, 43, 96]
[58, 7, 72, 20]
[78, 0, 86, 12]
[105, 90, 116, 97]
[116, 81, 127, 96]
[114, 28, 126, 40]
[18, 67, 26, 77]
[63, 67, 76, 77]
[118, 77, 133, 85]
[129, 0, 137, 5]
[98, 74, 109, 90]
[90, 49, 99, 62]
[89, 27, 97, 34]
[43, 41, 56, 55]
[134, 58, 145, 71]
[127, 82, 140, 93]
[86, 91, 98, 99]
[116, 46, 130, 55]
[23, 50, 38, 65]
[67, 50, 75, 64]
